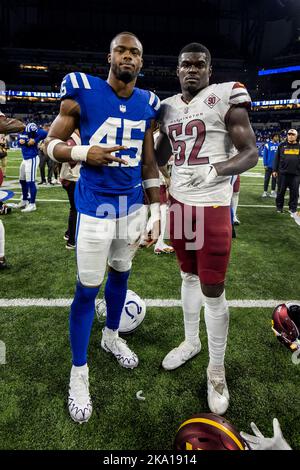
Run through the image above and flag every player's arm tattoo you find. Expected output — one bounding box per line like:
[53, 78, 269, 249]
[155, 130, 173, 166]
[0, 116, 25, 134]
[142, 125, 160, 204]
[214, 106, 258, 176]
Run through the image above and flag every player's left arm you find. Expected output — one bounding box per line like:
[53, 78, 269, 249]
[142, 121, 161, 247]
[213, 106, 258, 176]
[0, 115, 25, 134]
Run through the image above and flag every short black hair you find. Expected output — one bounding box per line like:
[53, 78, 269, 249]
[178, 43, 211, 65]
[110, 32, 143, 53]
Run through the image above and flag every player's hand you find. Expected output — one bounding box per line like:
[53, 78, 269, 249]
[146, 219, 160, 248]
[19, 139, 25, 145]
[240, 418, 291, 450]
[86, 145, 128, 166]
[176, 165, 218, 188]
[28, 138, 35, 146]
[272, 172, 278, 178]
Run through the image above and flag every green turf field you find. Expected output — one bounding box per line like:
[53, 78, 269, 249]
[0, 151, 300, 450]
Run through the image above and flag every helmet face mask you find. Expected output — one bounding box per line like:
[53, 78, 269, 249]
[272, 304, 300, 351]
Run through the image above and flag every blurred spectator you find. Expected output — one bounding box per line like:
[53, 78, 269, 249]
[60, 130, 81, 250]
[273, 129, 300, 215]
[262, 134, 280, 198]
[0, 134, 8, 181]
[16, 122, 47, 213]
[38, 124, 53, 185]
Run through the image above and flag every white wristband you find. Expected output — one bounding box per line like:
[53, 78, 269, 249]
[150, 202, 160, 223]
[47, 139, 63, 162]
[143, 178, 160, 189]
[70, 145, 90, 162]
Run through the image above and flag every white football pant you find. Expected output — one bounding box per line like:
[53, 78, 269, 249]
[76, 207, 146, 287]
[19, 156, 39, 182]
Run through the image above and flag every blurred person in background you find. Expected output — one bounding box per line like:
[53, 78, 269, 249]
[0, 110, 24, 268]
[38, 124, 53, 185]
[0, 134, 8, 183]
[262, 134, 280, 198]
[16, 122, 48, 212]
[273, 129, 300, 216]
[60, 130, 81, 250]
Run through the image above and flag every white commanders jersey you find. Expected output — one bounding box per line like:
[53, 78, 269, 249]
[159, 81, 251, 206]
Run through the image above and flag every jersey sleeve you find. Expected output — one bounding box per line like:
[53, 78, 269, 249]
[229, 82, 252, 108]
[60, 72, 82, 101]
[148, 91, 161, 120]
[35, 129, 48, 143]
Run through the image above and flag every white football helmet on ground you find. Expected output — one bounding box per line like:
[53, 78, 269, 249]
[96, 289, 146, 334]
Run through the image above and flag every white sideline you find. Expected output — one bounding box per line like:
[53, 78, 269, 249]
[0, 298, 298, 308]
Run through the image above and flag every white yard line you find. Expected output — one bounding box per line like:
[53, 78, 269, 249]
[0, 298, 298, 308]
[9, 198, 68, 203]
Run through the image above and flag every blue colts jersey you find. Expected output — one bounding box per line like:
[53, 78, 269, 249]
[60, 72, 160, 218]
[263, 142, 279, 168]
[18, 129, 47, 160]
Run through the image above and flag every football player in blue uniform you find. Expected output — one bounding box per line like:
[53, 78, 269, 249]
[45, 32, 161, 423]
[262, 133, 279, 198]
[17, 123, 48, 212]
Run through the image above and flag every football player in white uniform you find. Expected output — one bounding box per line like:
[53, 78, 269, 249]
[155, 43, 258, 415]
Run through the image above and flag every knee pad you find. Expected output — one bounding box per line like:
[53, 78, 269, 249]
[181, 271, 200, 288]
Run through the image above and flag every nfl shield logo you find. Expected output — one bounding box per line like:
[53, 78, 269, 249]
[120, 104, 126, 113]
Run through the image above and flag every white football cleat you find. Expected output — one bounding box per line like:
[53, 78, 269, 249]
[101, 328, 139, 369]
[262, 191, 268, 198]
[270, 191, 277, 198]
[154, 241, 175, 254]
[16, 200, 28, 209]
[207, 365, 229, 415]
[68, 365, 92, 424]
[162, 340, 201, 370]
[21, 203, 36, 212]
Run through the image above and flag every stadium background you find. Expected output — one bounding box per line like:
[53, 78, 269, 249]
[0, 0, 300, 451]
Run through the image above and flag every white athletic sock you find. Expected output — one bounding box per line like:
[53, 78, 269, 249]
[0, 220, 5, 257]
[181, 272, 204, 345]
[231, 192, 239, 219]
[204, 292, 229, 367]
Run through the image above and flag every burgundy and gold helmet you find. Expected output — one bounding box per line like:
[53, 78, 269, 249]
[272, 303, 300, 351]
[174, 413, 246, 451]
